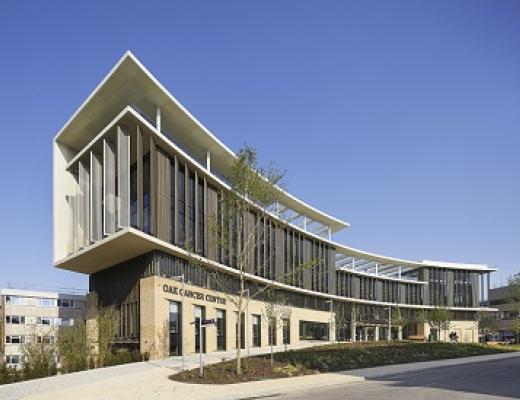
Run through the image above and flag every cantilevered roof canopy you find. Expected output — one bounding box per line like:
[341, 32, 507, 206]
[55, 51, 349, 233]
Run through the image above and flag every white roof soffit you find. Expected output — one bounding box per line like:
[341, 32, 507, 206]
[334, 242, 496, 272]
[54, 51, 349, 233]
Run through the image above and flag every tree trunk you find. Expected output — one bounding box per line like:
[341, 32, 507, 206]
[270, 325, 274, 366]
[236, 297, 242, 375]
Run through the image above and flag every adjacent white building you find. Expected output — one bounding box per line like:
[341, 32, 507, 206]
[0, 288, 86, 367]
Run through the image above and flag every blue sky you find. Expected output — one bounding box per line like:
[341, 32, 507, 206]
[0, 0, 518, 290]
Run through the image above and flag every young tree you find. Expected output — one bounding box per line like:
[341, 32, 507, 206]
[334, 302, 350, 342]
[96, 306, 117, 367]
[262, 290, 292, 366]
[507, 273, 520, 342]
[21, 334, 57, 379]
[426, 307, 453, 342]
[187, 145, 316, 375]
[57, 320, 88, 373]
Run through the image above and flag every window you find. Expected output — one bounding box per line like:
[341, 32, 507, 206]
[177, 165, 185, 246]
[268, 317, 277, 346]
[169, 301, 181, 356]
[5, 355, 23, 365]
[58, 318, 73, 327]
[38, 298, 56, 308]
[130, 162, 138, 228]
[170, 158, 175, 244]
[252, 315, 261, 347]
[194, 305, 206, 353]
[37, 317, 52, 326]
[73, 301, 86, 309]
[58, 299, 72, 308]
[5, 296, 26, 305]
[37, 336, 54, 344]
[282, 318, 291, 345]
[197, 178, 205, 255]
[6, 316, 25, 325]
[299, 321, 329, 341]
[143, 153, 151, 233]
[216, 309, 226, 351]
[6, 335, 25, 344]
[188, 172, 196, 250]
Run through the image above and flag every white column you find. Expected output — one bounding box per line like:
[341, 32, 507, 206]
[487, 273, 491, 306]
[156, 106, 161, 132]
[374, 326, 379, 341]
[303, 216, 307, 231]
[351, 323, 356, 342]
[206, 150, 211, 172]
[398, 326, 403, 341]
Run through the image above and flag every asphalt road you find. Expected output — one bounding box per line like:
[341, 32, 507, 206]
[274, 356, 520, 400]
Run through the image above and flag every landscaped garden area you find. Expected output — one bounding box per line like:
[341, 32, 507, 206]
[170, 341, 518, 384]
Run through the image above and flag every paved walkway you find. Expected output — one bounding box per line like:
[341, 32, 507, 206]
[1, 347, 519, 400]
[0, 341, 331, 400]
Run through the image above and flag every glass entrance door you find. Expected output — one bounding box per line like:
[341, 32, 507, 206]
[169, 301, 182, 356]
[216, 309, 226, 351]
[194, 305, 206, 353]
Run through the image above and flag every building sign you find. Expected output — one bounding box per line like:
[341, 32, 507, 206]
[162, 284, 226, 305]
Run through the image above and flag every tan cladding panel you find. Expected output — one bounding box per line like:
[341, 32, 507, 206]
[139, 276, 333, 359]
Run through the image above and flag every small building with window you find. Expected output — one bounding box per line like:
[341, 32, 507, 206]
[0, 288, 86, 368]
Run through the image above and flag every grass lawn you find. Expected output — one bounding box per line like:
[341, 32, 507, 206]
[170, 341, 517, 384]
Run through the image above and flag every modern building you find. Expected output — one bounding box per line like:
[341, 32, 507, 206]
[0, 288, 86, 367]
[53, 51, 496, 360]
[486, 285, 519, 341]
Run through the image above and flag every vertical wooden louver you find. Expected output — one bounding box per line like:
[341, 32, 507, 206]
[103, 139, 116, 235]
[156, 148, 171, 242]
[149, 136, 157, 236]
[136, 125, 144, 230]
[78, 161, 90, 247]
[117, 126, 131, 229]
[90, 151, 103, 241]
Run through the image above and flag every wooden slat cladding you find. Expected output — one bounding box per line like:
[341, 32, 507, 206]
[149, 136, 157, 236]
[136, 125, 144, 230]
[90, 151, 103, 242]
[117, 126, 131, 229]
[82, 122, 340, 296]
[206, 184, 219, 260]
[155, 148, 171, 242]
[103, 139, 116, 235]
[78, 160, 90, 247]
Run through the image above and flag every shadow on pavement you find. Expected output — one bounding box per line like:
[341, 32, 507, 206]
[364, 356, 520, 399]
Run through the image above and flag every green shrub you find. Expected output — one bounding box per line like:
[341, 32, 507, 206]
[57, 322, 88, 373]
[104, 349, 143, 367]
[272, 342, 509, 372]
[0, 362, 23, 386]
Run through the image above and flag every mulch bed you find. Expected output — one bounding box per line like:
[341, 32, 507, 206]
[170, 342, 516, 384]
[171, 357, 314, 384]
